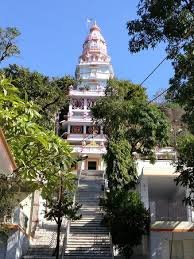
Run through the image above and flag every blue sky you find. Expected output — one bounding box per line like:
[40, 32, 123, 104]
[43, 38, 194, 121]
[0, 0, 173, 98]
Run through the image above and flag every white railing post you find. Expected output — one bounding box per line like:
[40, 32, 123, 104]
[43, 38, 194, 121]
[61, 169, 82, 257]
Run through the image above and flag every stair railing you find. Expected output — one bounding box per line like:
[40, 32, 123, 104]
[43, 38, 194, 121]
[61, 168, 82, 258]
[109, 232, 114, 258]
[102, 170, 114, 258]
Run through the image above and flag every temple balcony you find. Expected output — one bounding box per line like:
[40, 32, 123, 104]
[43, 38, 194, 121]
[80, 73, 111, 80]
[67, 134, 106, 142]
[150, 199, 189, 223]
[78, 61, 111, 66]
[71, 145, 106, 155]
[151, 221, 194, 232]
[69, 88, 105, 97]
[67, 116, 92, 123]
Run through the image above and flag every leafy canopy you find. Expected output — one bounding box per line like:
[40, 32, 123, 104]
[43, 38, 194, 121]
[175, 134, 194, 204]
[0, 75, 75, 197]
[127, 0, 194, 131]
[100, 190, 150, 258]
[1, 64, 75, 129]
[0, 27, 20, 62]
[92, 79, 169, 160]
[127, 1, 194, 204]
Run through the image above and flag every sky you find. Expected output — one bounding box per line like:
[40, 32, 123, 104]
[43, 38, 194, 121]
[0, 0, 173, 99]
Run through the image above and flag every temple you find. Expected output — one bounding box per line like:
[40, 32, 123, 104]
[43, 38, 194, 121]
[62, 21, 114, 171]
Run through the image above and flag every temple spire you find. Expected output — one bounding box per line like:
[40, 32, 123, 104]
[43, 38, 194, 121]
[79, 21, 111, 64]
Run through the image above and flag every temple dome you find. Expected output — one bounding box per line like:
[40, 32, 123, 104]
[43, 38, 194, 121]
[79, 22, 111, 64]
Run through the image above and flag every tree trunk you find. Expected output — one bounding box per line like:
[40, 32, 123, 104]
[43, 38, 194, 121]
[55, 217, 62, 259]
[55, 175, 63, 259]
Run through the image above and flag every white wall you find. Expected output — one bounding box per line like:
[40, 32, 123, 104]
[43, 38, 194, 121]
[150, 231, 194, 259]
[0, 135, 15, 175]
[5, 228, 29, 259]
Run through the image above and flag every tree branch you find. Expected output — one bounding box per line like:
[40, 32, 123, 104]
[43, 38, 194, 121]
[42, 96, 60, 111]
[0, 41, 12, 63]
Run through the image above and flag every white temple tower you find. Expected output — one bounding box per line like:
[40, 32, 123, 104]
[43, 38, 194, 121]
[63, 22, 114, 170]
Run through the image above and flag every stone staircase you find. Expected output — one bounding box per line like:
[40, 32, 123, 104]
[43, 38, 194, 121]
[64, 170, 113, 258]
[22, 220, 65, 259]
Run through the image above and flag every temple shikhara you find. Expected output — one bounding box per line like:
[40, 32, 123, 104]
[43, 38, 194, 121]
[62, 21, 114, 170]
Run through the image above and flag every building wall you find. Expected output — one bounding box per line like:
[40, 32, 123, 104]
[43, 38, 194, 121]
[5, 228, 29, 259]
[0, 129, 16, 175]
[12, 191, 40, 236]
[150, 231, 194, 259]
[0, 233, 7, 259]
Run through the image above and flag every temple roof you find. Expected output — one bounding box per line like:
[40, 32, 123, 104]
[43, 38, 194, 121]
[79, 21, 111, 64]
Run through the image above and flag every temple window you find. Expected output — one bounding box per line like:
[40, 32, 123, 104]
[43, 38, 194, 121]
[70, 125, 83, 134]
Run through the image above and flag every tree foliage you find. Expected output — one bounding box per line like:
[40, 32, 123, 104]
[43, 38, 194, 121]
[105, 139, 138, 190]
[127, 0, 194, 131]
[0, 75, 75, 198]
[100, 190, 150, 258]
[127, 0, 194, 205]
[1, 64, 75, 129]
[92, 79, 168, 256]
[92, 79, 169, 165]
[0, 27, 20, 63]
[175, 134, 194, 204]
[0, 174, 17, 221]
[45, 191, 81, 223]
[0, 28, 78, 240]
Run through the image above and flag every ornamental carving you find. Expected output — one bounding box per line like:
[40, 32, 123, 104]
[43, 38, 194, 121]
[86, 126, 100, 134]
[87, 99, 96, 109]
[72, 99, 84, 109]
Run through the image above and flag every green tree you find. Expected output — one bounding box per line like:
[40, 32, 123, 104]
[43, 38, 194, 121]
[127, 0, 194, 131]
[92, 79, 168, 256]
[45, 177, 81, 259]
[92, 79, 169, 165]
[0, 75, 76, 221]
[0, 175, 17, 221]
[100, 190, 149, 258]
[174, 134, 194, 204]
[127, 0, 194, 203]
[0, 27, 20, 63]
[1, 64, 75, 129]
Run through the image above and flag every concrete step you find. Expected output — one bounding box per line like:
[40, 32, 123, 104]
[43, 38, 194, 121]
[64, 252, 111, 256]
[70, 223, 106, 228]
[23, 257, 55, 259]
[65, 250, 111, 255]
[26, 250, 54, 255]
[71, 218, 102, 222]
[72, 216, 102, 220]
[66, 246, 110, 250]
[66, 235, 110, 240]
[67, 242, 110, 246]
[64, 256, 112, 259]
[70, 223, 103, 227]
[70, 230, 109, 234]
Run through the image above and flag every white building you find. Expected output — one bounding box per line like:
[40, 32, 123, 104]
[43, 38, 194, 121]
[136, 148, 194, 259]
[61, 22, 113, 171]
